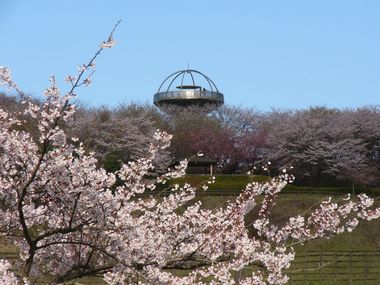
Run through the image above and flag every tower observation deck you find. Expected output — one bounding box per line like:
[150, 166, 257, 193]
[153, 69, 224, 110]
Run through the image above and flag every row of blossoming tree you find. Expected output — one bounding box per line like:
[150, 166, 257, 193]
[2, 79, 380, 186]
[0, 23, 380, 285]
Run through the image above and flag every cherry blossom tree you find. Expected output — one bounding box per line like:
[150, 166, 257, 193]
[68, 104, 171, 173]
[1, 25, 380, 285]
[0, 259, 23, 285]
[212, 106, 267, 172]
[170, 106, 266, 173]
[161, 105, 216, 159]
[263, 107, 380, 187]
[189, 125, 237, 171]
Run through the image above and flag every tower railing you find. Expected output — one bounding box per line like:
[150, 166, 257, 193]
[154, 89, 224, 104]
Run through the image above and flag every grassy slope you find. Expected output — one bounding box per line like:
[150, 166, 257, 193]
[178, 175, 380, 284]
[172, 174, 380, 196]
[193, 195, 380, 252]
[198, 175, 380, 252]
[1, 175, 379, 284]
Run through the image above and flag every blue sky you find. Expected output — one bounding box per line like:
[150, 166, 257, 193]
[1, 0, 379, 110]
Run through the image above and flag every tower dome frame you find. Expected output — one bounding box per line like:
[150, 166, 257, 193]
[153, 69, 224, 109]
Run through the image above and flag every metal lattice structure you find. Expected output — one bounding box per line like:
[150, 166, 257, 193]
[153, 69, 224, 110]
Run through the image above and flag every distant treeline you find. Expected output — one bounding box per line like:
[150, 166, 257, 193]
[1, 92, 379, 187]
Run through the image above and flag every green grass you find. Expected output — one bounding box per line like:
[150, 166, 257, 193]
[170, 174, 269, 190]
[170, 174, 380, 197]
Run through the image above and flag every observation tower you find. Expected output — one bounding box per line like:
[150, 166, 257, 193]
[153, 69, 224, 111]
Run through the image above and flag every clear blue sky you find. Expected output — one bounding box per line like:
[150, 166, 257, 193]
[1, 0, 379, 110]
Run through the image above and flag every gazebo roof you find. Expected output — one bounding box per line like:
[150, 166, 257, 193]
[174, 156, 217, 167]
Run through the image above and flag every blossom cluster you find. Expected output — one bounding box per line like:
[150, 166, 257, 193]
[0, 259, 19, 285]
